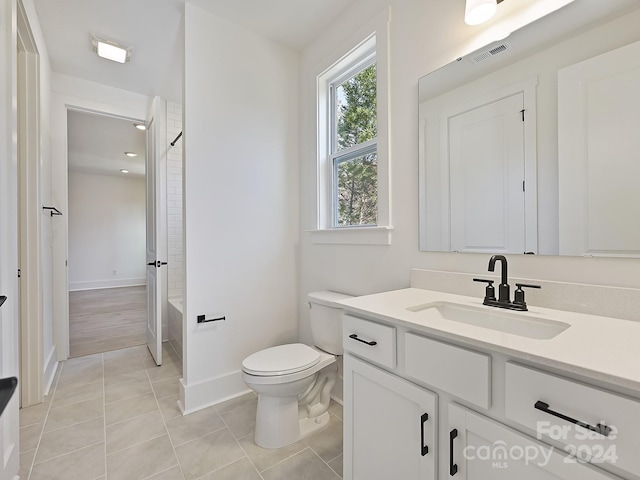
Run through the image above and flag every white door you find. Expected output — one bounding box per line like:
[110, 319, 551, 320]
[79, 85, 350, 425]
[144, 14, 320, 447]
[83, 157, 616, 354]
[558, 39, 640, 257]
[344, 354, 437, 480]
[448, 403, 621, 479]
[448, 93, 526, 253]
[0, 1, 21, 477]
[146, 97, 168, 366]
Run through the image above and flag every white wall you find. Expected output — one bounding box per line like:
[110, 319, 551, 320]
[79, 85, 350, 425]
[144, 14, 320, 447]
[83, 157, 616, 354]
[166, 101, 184, 299]
[68, 171, 146, 290]
[298, 0, 640, 345]
[181, 3, 299, 412]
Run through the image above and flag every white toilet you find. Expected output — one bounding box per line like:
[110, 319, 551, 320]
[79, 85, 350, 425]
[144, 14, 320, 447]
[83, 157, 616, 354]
[241, 291, 352, 449]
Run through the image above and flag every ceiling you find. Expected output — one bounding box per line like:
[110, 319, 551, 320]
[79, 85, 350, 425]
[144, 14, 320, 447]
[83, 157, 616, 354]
[67, 111, 146, 178]
[33, 0, 358, 178]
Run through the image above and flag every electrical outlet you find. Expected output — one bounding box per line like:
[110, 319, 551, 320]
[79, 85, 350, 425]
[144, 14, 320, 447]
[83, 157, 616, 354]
[113, 269, 118, 276]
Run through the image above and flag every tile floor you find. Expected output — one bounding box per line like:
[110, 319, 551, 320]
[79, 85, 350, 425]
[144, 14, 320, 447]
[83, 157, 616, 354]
[18, 344, 344, 480]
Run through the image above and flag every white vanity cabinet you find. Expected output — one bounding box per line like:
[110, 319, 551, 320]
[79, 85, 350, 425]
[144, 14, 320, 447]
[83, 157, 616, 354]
[448, 403, 620, 480]
[342, 311, 638, 479]
[343, 316, 437, 480]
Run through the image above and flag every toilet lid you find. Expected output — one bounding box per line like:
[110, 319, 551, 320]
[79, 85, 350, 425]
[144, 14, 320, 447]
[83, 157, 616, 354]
[242, 343, 321, 376]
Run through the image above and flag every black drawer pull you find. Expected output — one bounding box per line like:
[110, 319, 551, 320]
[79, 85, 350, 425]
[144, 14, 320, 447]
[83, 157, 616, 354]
[420, 413, 429, 456]
[348, 334, 377, 346]
[450, 428, 458, 476]
[534, 401, 611, 437]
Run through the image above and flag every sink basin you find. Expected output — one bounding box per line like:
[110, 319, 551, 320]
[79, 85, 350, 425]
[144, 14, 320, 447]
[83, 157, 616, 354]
[407, 301, 569, 339]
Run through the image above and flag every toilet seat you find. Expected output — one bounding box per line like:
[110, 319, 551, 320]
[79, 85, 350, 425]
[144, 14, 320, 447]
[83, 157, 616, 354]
[242, 343, 320, 376]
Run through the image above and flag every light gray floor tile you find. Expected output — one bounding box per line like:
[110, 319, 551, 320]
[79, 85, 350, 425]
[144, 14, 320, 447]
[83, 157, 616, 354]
[20, 423, 43, 452]
[261, 448, 340, 480]
[106, 410, 167, 454]
[45, 397, 104, 433]
[305, 415, 343, 463]
[215, 393, 256, 415]
[146, 361, 182, 383]
[104, 346, 142, 361]
[105, 375, 152, 404]
[19, 402, 50, 428]
[103, 366, 148, 386]
[35, 416, 104, 464]
[175, 428, 245, 480]
[105, 392, 158, 425]
[158, 394, 183, 421]
[56, 364, 103, 391]
[145, 465, 186, 480]
[219, 399, 257, 439]
[29, 443, 105, 480]
[106, 435, 178, 480]
[19, 448, 35, 480]
[165, 406, 225, 447]
[328, 400, 343, 420]
[199, 457, 262, 480]
[152, 377, 180, 399]
[51, 380, 103, 408]
[238, 433, 307, 472]
[328, 454, 343, 478]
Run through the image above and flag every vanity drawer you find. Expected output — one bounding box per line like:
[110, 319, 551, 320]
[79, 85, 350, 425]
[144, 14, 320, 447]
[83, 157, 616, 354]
[404, 333, 491, 409]
[343, 315, 396, 369]
[505, 362, 640, 476]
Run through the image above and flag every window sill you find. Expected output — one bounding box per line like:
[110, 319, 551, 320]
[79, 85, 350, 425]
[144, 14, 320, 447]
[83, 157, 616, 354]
[309, 226, 393, 245]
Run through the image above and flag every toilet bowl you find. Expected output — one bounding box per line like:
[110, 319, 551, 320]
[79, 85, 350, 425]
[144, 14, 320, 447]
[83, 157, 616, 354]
[241, 291, 352, 449]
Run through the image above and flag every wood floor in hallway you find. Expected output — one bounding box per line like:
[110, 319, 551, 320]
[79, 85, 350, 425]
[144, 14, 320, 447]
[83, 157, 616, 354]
[69, 285, 147, 358]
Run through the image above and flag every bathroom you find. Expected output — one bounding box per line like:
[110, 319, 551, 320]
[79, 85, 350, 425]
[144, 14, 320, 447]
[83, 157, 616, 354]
[2, 0, 640, 478]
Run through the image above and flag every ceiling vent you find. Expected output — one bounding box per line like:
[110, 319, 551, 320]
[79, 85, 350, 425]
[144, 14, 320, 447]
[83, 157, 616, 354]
[468, 42, 511, 64]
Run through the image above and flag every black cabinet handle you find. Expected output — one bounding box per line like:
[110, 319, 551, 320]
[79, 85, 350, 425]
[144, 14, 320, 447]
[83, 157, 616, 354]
[420, 413, 429, 456]
[348, 334, 377, 346]
[0, 296, 6, 308]
[450, 429, 458, 476]
[534, 401, 611, 437]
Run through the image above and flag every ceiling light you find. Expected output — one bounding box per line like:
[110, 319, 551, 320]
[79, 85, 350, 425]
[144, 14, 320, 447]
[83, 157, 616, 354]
[125, 152, 138, 157]
[465, 0, 497, 25]
[134, 123, 146, 131]
[91, 35, 131, 63]
[120, 169, 129, 174]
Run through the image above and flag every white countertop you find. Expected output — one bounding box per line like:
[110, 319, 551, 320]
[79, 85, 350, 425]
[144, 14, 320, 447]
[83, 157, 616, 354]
[337, 288, 640, 393]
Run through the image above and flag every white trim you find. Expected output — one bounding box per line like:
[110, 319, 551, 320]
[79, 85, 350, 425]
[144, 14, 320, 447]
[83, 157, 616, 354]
[68, 278, 146, 291]
[178, 371, 251, 415]
[43, 345, 58, 396]
[309, 226, 393, 245]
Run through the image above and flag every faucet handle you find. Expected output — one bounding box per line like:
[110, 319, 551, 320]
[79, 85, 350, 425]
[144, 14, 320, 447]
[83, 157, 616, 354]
[473, 278, 496, 302]
[514, 283, 541, 308]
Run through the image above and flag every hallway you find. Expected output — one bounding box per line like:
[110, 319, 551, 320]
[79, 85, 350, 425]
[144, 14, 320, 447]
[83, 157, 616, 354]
[18, 344, 343, 480]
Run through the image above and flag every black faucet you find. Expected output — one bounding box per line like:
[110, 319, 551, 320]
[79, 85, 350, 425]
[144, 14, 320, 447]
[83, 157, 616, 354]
[488, 255, 510, 303]
[473, 255, 540, 311]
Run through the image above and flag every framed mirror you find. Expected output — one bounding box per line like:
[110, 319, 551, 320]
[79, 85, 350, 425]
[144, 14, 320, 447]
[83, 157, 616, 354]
[418, 0, 640, 257]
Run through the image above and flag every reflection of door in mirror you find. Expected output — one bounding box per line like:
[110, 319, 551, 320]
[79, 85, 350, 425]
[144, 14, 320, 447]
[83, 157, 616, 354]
[449, 93, 524, 253]
[420, 77, 537, 253]
[558, 39, 640, 258]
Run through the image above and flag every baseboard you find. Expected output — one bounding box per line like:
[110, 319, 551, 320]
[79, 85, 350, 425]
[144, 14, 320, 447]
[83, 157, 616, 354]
[43, 345, 58, 396]
[179, 371, 251, 415]
[68, 278, 146, 291]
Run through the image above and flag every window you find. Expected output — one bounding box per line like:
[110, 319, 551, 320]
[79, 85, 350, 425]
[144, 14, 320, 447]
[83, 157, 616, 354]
[331, 61, 378, 227]
[313, 13, 391, 245]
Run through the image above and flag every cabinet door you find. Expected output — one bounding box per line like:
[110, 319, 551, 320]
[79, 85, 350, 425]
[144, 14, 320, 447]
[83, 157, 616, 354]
[344, 354, 437, 480]
[448, 403, 621, 480]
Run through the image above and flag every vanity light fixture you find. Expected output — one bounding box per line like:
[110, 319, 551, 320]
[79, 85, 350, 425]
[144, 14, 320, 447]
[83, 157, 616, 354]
[133, 123, 146, 131]
[91, 35, 131, 64]
[120, 169, 129, 174]
[124, 152, 138, 157]
[465, 0, 498, 25]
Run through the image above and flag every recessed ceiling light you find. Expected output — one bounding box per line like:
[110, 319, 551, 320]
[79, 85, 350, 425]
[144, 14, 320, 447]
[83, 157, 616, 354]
[134, 123, 146, 131]
[120, 169, 129, 174]
[91, 35, 131, 64]
[125, 152, 138, 157]
[465, 0, 497, 25]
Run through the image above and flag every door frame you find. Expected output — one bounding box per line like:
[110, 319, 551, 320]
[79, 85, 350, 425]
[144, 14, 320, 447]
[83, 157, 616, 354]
[51, 94, 151, 361]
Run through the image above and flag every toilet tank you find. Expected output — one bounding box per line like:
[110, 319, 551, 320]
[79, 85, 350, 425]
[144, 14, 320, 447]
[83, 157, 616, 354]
[308, 291, 353, 355]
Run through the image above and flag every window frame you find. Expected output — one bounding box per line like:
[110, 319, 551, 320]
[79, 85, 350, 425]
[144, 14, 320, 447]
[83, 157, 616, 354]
[312, 15, 392, 245]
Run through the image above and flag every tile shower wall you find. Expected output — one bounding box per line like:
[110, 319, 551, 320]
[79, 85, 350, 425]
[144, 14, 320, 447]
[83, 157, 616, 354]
[167, 102, 184, 299]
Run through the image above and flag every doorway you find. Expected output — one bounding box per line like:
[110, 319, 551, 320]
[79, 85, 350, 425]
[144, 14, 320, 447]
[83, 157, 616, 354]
[66, 110, 148, 357]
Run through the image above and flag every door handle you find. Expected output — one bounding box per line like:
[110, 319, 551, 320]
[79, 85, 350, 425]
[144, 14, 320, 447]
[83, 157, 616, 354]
[450, 429, 458, 476]
[147, 261, 168, 267]
[420, 413, 429, 456]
